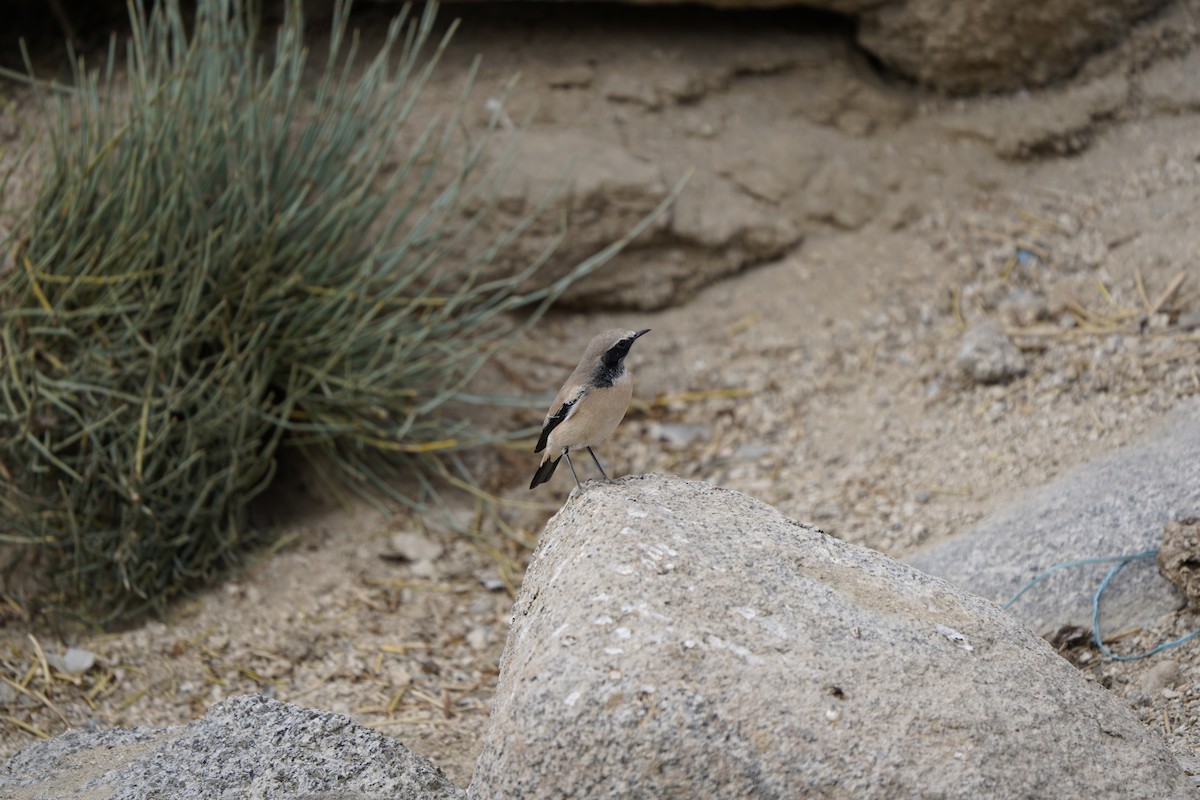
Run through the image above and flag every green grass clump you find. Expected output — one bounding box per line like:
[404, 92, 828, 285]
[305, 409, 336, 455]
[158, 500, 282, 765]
[0, 0, 681, 622]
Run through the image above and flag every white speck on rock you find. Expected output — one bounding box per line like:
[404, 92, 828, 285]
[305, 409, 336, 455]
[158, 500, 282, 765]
[564, 691, 581, 707]
[615, 627, 632, 639]
[936, 624, 974, 652]
[732, 606, 757, 620]
[627, 508, 649, 518]
[706, 634, 764, 665]
[593, 615, 614, 625]
[637, 542, 676, 573]
[620, 602, 671, 622]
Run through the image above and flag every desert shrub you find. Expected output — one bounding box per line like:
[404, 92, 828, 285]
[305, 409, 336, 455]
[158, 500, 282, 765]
[0, 0, 680, 621]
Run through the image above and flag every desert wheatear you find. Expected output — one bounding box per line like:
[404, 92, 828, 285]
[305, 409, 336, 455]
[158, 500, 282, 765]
[529, 328, 650, 491]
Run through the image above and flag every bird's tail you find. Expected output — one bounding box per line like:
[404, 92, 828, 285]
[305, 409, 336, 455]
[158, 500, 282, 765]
[529, 453, 561, 490]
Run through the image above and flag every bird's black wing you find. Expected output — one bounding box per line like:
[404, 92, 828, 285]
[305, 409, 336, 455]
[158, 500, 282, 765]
[534, 390, 583, 453]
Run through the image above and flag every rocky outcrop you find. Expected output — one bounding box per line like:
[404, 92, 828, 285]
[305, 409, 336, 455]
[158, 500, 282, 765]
[0, 695, 464, 800]
[433, 0, 1168, 94]
[910, 401, 1199, 637]
[857, 0, 1163, 94]
[468, 473, 1189, 799]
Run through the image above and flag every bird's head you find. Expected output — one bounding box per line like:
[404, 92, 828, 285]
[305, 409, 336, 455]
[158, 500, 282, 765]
[589, 328, 650, 369]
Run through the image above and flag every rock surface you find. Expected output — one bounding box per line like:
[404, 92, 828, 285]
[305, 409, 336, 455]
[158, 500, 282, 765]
[910, 401, 1200, 637]
[468, 473, 1189, 799]
[0, 695, 464, 800]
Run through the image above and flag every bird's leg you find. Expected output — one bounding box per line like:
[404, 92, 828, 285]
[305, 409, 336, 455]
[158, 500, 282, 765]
[586, 447, 611, 481]
[563, 449, 584, 492]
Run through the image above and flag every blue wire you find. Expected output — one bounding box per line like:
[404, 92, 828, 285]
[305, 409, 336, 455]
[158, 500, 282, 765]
[1005, 549, 1200, 661]
[1092, 551, 1200, 661]
[1003, 553, 1144, 609]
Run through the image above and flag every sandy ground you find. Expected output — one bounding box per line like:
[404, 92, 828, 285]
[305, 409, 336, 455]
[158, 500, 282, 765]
[3, 1, 1200, 787]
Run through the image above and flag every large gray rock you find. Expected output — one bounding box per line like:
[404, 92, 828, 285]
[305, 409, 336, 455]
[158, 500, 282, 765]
[469, 473, 1189, 799]
[909, 402, 1200, 637]
[0, 695, 464, 800]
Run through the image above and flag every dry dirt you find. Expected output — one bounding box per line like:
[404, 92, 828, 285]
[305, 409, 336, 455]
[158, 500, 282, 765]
[4, 0, 1200, 788]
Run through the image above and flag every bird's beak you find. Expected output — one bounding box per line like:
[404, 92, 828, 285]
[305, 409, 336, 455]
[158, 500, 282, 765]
[634, 328, 651, 339]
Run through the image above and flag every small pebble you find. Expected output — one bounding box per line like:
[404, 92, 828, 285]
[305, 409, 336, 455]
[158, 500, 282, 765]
[956, 321, 1027, 384]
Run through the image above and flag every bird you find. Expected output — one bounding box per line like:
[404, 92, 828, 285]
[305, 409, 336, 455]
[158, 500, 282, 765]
[529, 328, 651, 491]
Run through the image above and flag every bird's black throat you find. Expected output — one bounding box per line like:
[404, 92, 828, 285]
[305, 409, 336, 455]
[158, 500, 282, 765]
[591, 359, 626, 388]
[592, 335, 637, 387]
